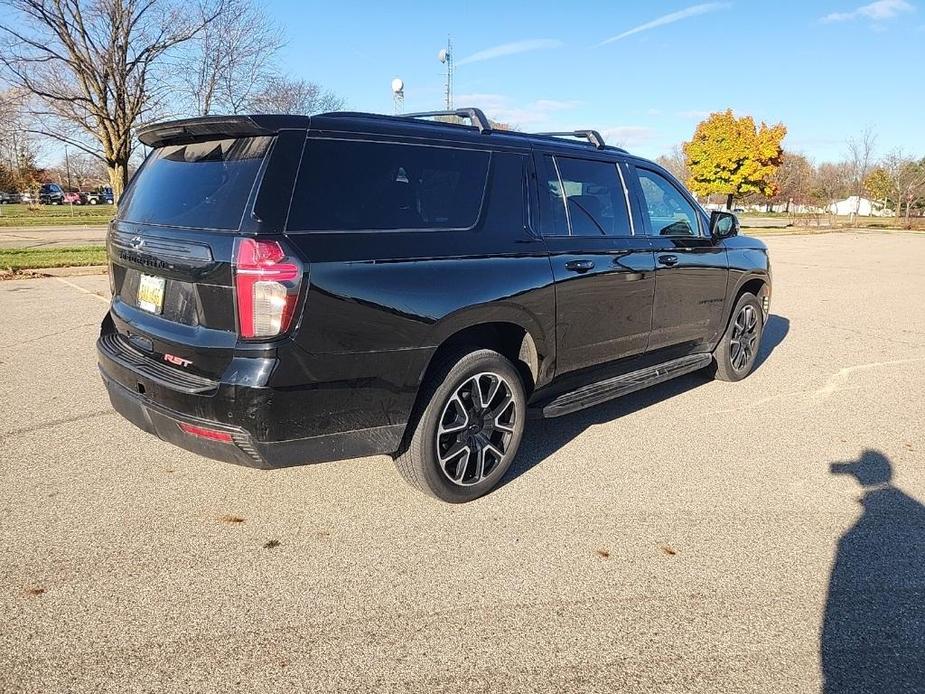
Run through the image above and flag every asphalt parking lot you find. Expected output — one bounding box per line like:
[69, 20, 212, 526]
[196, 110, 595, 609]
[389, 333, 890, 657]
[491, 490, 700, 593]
[1, 232, 923, 693]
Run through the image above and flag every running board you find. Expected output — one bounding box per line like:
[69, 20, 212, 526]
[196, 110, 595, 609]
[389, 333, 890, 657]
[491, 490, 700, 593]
[541, 354, 712, 418]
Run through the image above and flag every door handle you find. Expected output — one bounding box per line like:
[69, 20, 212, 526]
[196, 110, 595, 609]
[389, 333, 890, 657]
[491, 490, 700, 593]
[658, 254, 679, 267]
[565, 260, 595, 273]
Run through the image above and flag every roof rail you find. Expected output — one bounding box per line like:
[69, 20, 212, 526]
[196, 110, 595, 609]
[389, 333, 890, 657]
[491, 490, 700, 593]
[535, 129, 607, 150]
[402, 108, 492, 134]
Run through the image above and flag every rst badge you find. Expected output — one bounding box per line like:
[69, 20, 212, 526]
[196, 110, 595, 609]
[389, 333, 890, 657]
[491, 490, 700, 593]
[163, 353, 192, 368]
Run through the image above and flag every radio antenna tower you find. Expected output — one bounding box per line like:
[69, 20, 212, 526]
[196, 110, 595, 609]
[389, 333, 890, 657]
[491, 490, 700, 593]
[438, 36, 453, 111]
[391, 78, 405, 114]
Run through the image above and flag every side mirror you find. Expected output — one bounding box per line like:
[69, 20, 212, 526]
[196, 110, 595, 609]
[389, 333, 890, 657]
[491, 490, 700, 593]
[710, 210, 739, 240]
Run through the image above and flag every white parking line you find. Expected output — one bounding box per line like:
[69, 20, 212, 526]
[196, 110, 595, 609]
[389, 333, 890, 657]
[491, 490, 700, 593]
[54, 276, 110, 304]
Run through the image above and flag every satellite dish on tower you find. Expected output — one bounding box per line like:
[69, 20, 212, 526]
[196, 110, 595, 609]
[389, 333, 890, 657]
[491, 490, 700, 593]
[391, 77, 405, 114]
[438, 38, 453, 110]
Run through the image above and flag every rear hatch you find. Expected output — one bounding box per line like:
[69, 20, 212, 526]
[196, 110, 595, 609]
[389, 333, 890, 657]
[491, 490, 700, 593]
[105, 129, 304, 384]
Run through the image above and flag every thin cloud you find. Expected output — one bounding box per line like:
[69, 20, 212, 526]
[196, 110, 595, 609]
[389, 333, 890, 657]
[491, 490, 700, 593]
[456, 39, 563, 66]
[677, 109, 711, 119]
[597, 3, 732, 46]
[600, 126, 656, 148]
[821, 0, 914, 23]
[455, 94, 579, 127]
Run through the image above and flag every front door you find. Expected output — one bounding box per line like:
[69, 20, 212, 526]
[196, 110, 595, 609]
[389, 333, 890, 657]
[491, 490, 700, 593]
[630, 165, 728, 356]
[534, 153, 656, 375]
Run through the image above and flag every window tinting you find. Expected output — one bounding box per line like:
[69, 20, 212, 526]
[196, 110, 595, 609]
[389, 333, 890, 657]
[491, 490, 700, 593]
[537, 155, 630, 237]
[119, 136, 271, 230]
[537, 155, 569, 236]
[637, 168, 700, 237]
[555, 157, 631, 236]
[287, 139, 490, 231]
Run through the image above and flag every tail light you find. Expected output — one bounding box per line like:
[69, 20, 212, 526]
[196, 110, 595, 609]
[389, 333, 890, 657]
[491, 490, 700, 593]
[178, 422, 233, 443]
[233, 238, 302, 339]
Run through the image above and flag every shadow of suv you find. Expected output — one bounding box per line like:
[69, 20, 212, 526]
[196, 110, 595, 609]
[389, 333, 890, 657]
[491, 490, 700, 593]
[97, 108, 771, 502]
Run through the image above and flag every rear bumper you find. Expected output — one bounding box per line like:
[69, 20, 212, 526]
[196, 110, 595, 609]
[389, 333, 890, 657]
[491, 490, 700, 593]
[98, 337, 406, 469]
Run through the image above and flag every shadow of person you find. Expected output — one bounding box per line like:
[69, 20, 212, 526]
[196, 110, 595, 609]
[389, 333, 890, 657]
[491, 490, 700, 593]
[822, 450, 925, 693]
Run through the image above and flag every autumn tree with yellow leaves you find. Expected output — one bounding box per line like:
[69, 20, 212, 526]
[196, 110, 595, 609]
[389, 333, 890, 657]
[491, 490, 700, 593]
[683, 110, 787, 210]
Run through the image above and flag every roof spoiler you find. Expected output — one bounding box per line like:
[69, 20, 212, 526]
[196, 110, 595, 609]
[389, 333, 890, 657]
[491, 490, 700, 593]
[136, 115, 297, 147]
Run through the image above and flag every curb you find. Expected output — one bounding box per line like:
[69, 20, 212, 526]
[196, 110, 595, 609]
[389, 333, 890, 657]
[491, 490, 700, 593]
[1, 265, 108, 280]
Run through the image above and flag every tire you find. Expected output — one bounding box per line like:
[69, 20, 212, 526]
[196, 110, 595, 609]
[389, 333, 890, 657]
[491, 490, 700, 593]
[711, 292, 764, 382]
[395, 349, 526, 503]
[89, 198, 98, 205]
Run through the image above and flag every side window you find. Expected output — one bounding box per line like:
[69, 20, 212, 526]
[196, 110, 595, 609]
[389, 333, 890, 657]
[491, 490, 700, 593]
[287, 139, 490, 231]
[636, 168, 700, 237]
[537, 154, 568, 236]
[555, 157, 631, 236]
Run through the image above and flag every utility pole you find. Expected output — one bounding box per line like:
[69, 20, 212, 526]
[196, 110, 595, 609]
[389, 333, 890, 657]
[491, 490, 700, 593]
[438, 36, 453, 111]
[64, 144, 72, 190]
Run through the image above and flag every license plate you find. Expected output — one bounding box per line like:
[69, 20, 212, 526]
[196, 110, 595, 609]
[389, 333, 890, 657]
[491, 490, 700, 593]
[137, 274, 166, 314]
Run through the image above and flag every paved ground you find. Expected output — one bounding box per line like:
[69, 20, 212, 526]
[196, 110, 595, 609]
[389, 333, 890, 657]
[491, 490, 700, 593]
[1, 232, 923, 693]
[0, 225, 108, 249]
[738, 216, 790, 228]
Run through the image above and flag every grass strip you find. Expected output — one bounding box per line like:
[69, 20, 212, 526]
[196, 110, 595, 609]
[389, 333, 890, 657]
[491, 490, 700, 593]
[0, 245, 107, 270]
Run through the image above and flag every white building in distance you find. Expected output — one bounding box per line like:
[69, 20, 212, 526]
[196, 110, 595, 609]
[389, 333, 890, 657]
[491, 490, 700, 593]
[829, 196, 892, 217]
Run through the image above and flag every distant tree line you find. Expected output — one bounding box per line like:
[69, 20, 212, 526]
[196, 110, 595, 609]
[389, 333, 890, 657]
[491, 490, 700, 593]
[656, 110, 925, 226]
[0, 0, 344, 201]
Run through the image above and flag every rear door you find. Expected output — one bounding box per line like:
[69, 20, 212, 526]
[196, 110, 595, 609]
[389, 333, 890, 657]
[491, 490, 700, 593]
[534, 152, 656, 375]
[629, 164, 728, 356]
[106, 132, 301, 382]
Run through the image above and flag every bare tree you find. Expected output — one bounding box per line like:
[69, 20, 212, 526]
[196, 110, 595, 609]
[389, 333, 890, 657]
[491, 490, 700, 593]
[54, 151, 108, 190]
[179, 0, 282, 115]
[655, 145, 689, 186]
[882, 151, 925, 226]
[812, 161, 852, 218]
[0, 88, 24, 175]
[771, 151, 813, 213]
[0, 87, 44, 192]
[246, 77, 345, 115]
[846, 126, 877, 218]
[0, 0, 221, 200]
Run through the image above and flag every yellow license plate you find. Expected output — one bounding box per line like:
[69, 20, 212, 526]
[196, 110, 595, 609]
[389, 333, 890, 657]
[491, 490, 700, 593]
[137, 274, 166, 314]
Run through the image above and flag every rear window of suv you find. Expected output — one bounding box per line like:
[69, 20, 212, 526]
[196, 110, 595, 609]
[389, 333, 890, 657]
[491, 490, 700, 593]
[119, 136, 272, 230]
[286, 139, 490, 232]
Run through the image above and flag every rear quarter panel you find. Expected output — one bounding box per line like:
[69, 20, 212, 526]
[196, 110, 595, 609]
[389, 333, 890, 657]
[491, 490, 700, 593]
[277, 147, 556, 437]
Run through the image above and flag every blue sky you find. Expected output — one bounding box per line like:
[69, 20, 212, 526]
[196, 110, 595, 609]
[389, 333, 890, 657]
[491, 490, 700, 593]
[268, 0, 925, 162]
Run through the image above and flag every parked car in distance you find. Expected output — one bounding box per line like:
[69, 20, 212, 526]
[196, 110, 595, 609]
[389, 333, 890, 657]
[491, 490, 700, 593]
[0, 191, 14, 204]
[63, 191, 82, 205]
[39, 183, 65, 205]
[83, 186, 114, 205]
[98, 108, 772, 503]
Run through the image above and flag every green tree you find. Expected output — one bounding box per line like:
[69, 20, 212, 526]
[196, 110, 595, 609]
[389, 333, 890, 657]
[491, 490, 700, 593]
[683, 109, 787, 210]
[864, 167, 893, 209]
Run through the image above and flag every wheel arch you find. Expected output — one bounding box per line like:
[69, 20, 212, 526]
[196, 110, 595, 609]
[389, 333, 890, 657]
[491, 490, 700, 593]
[721, 272, 770, 337]
[726, 272, 771, 316]
[396, 318, 545, 460]
[419, 319, 547, 399]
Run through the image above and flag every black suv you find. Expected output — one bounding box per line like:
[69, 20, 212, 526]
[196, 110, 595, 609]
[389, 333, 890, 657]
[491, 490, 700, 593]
[98, 108, 771, 502]
[39, 183, 65, 205]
